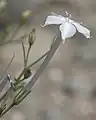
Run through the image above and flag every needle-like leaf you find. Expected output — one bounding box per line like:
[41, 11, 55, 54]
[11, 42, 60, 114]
[0, 53, 15, 92]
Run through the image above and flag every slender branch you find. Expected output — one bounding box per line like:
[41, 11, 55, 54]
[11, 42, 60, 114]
[15, 50, 49, 84]
[27, 51, 49, 69]
[17, 50, 48, 83]
[25, 36, 61, 91]
[16, 51, 49, 81]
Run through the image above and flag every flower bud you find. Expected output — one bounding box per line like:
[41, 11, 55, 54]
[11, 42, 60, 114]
[28, 28, 36, 46]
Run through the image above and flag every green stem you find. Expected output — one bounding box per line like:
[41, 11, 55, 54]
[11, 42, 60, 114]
[27, 51, 49, 69]
[16, 51, 49, 81]
[16, 69, 25, 81]
[24, 45, 31, 67]
[0, 37, 61, 117]
[25, 36, 61, 91]
[21, 40, 26, 66]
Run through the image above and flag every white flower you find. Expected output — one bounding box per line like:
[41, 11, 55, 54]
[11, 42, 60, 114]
[41, 11, 91, 43]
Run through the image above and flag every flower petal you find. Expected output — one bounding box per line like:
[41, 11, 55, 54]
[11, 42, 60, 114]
[71, 21, 91, 38]
[59, 22, 76, 43]
[41, 14, 65, 27]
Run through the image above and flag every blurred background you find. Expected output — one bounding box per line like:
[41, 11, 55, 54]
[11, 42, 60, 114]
[1, 0, 96, 120]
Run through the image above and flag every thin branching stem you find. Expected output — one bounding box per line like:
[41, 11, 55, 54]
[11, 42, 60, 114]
[25, 36, 61, 91]
[15, 50, 49, 84]
[16, 50, 49, 81]
[27, 51, 49, 69]
[0, 36, 61, 117]
[16, 36, 58, 83]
